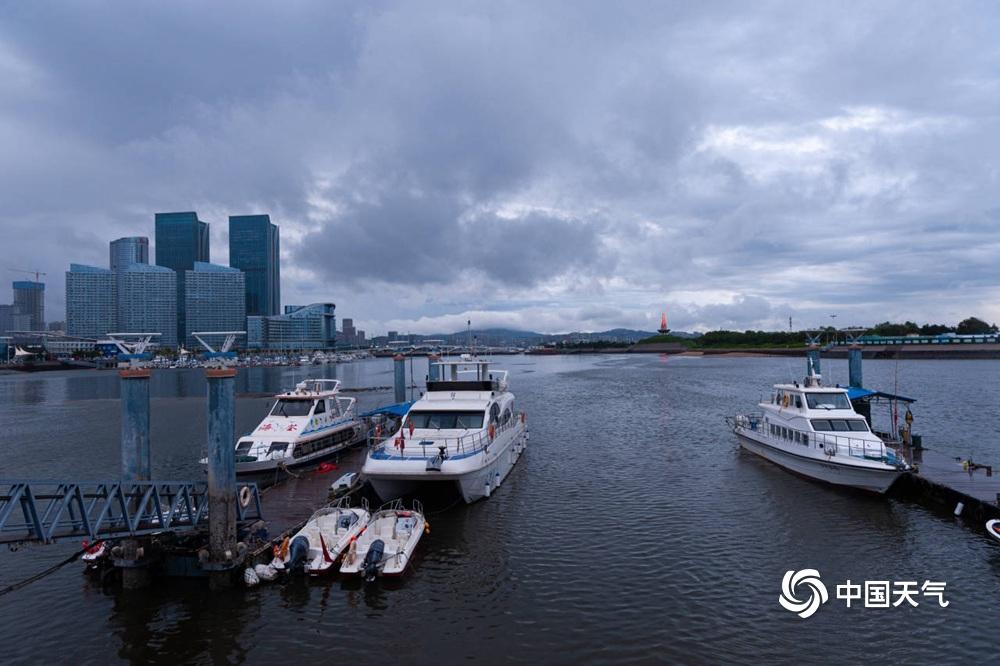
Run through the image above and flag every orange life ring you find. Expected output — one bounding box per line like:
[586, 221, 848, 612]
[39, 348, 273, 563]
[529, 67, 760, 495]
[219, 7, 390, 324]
[488, 423, 496, 440]
[782, 394, 789, 408]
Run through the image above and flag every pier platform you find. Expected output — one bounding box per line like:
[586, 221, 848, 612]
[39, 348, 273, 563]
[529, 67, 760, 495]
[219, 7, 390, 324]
[896, 446, 1000, 523]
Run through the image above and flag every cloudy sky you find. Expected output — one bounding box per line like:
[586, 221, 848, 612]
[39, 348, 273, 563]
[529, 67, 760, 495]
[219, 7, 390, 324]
[2, 1, 998, 335]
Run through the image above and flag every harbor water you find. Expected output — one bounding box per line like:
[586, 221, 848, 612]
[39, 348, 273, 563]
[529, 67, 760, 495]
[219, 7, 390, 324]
[1, 355, 999, 664]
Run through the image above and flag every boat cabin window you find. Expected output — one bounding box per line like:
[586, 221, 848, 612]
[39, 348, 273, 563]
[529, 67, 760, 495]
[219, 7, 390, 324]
[810, 419, 869, 432]
[489, 403, 501, 425]
[805, 393, 851, 410]
[236, 440, 253, 455]
[270, 399, 314, 417]
[313, 400, 326, 415]
[794, 396, 802, 409]
[268, 442, 289, 455]
[407, 410, 485, 429]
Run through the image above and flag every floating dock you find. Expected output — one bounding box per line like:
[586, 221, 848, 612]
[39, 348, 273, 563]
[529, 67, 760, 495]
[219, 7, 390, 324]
[897, 446, 1000, 523]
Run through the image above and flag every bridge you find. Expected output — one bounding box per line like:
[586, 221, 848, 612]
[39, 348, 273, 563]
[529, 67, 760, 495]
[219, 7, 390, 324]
[0, 480, 262, 546]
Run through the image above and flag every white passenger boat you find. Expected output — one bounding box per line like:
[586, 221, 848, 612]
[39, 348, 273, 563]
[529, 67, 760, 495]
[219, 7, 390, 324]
[361, 356, 529, 503]
[276, 500, 369, 575]
[728, 362, 909, 493]
[225, 379, 364, 476]
[339, 500, 426, 580]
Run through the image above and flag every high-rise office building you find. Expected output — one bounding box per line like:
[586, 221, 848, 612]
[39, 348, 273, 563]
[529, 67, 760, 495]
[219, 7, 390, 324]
[116, 264, 177, 347]
[12, 281, 44, 331]
[184, 262, 246, 348]
[110, 236, 150, 272]
[229, 214, 280, 317]
[155, 212, 210, 342]
[342, 318, 355, 344]
[65, 264, 116, 338]
[0, 305, 31, 335]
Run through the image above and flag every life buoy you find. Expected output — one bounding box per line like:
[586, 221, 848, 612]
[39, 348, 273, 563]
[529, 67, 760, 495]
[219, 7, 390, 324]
[782, 394, 789, 408]
[488, 423, 496, 440]
[239, 486, 252, 508]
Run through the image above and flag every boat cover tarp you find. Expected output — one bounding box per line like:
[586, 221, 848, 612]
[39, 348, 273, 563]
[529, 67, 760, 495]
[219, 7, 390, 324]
[360, 401, 414, 418]
[844, 386, 916, 403]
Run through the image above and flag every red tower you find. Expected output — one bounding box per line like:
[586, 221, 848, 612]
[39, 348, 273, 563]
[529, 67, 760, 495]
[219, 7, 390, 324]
[658, 311, 669, 334]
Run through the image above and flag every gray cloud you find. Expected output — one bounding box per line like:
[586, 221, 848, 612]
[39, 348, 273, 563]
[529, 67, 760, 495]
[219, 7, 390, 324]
[1, 1, 998, 334]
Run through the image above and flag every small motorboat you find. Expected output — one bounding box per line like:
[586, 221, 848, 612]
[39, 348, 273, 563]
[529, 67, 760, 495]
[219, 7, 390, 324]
[274, 500, 370, 575]
[987, 519, 1000, 543]
[340, 500, 426, 581]
[329, 472, 360, 499]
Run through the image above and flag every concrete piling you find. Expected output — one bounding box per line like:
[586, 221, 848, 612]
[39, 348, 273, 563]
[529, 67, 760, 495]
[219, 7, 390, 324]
[394, 354, 406, 403]
[120, 367, 152, 481]
[205, 367, 237, 589]
[848, 346, 863, 387]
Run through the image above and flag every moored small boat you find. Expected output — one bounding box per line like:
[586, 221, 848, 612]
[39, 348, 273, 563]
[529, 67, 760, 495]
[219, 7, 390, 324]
[275, 500, 370, 575]
[339, 500, 426, 581]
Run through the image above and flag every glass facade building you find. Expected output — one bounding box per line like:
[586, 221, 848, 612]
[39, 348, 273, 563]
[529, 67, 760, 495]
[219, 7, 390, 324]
[155, 212, 210, 343]
[184, 262, 246, 348]
[110, 236, 149, 272]
[229, 215, 280, 316]
[65, 264, 116, 338]
[12, 281, 45, 331]
[247, 303, 336, 350]
[116, 264, 177, 347]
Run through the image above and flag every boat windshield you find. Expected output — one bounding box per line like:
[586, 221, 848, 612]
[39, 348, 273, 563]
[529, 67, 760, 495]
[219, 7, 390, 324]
[270, 399, 314, 417]
[406, 410, 485, 429]
[805, 393, 851, 410]
[811, 419, 869, 432]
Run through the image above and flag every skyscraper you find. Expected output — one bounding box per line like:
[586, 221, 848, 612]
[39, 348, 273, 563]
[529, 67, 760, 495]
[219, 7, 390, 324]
[116, 264, 177, 347]
[12, 281, 45, 331]
[184, 262, 246, 348]
[155, 212, 210, 342]
[228, 214, 280, 316]
[66, 264, 116, 338]
[110, 236, 149, 272]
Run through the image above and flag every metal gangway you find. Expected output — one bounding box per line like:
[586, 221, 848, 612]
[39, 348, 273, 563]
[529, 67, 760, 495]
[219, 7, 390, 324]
[0, 480, 262, 545]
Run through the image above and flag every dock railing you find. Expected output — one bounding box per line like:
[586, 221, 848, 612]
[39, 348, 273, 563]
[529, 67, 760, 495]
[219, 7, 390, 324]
[368, 412, 527, 459]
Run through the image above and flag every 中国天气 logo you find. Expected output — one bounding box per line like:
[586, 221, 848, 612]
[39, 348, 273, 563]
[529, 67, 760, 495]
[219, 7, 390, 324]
[779, 569, 829, 619]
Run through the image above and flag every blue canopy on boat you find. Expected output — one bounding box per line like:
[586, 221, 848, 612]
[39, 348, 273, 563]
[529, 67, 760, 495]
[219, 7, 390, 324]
[360, 401, 413, 418]
[843, 386, 916, 403]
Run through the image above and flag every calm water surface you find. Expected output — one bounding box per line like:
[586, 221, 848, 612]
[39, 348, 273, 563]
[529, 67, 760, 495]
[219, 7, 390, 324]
[1, 355, 999, 664]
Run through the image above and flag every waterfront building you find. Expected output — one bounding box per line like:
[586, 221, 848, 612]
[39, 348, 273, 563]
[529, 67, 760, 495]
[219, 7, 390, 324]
[110, 236, 149, 272]
[0, 305, 31, 335]
[12, 281, 45, 331]
[116, 264, 177, 347]
[155, 211, 210, 342]
[229, 214, 280, 316]
[342, 318, 356, 344]
[65, 264, 116, 338]
[184, 262, 246, 348]
[247, 303, 336, 350]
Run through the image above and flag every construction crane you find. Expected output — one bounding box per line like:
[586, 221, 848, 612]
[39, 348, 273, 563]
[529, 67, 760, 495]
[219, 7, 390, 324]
[8, 268, 47, 283]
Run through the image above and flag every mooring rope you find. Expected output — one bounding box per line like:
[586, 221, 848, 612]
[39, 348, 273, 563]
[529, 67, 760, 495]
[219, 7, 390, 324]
[0, 547, 86, 598]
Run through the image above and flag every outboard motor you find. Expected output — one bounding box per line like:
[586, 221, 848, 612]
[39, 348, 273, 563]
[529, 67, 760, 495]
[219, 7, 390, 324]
[287, 536, 310, 574]
[363, 539, 385, 582]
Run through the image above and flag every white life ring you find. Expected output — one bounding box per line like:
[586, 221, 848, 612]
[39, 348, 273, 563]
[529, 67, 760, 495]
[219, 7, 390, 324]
[239, 486, 252, 508]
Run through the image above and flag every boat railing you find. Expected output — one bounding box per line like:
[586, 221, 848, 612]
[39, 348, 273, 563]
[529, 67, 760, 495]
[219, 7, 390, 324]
[372, 412, 526, 459]
[730, 413, 900, 465]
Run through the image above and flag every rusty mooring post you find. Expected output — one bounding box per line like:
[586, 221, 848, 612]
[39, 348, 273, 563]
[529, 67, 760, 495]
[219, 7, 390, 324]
[205, 366, 237, 589]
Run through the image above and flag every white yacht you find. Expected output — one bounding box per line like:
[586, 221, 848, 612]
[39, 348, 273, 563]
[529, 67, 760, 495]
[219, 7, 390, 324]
[226, 379, 364, 476]
[361, 356, 529, 503]
[728, 362, 909, 493]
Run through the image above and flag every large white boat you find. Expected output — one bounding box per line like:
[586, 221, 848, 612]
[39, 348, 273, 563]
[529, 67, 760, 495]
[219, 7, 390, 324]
[361, 356, 529, 503]
[728, 363, 910, 493]
[227, 379, 364, 476]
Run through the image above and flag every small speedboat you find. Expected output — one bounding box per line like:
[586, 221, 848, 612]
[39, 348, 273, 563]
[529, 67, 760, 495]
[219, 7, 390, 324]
[987, 519, 1000, 543]
[340, 500, 426, 580]
[329, 472, 361, 498]
[275, 501, 370, 575]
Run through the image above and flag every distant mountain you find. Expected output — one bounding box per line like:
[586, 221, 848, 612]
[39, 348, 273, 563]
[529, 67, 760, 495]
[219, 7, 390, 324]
[379, 327, 700, 346]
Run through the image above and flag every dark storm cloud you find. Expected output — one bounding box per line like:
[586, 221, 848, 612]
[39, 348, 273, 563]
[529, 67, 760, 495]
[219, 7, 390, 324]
[1, 1, 998, 333]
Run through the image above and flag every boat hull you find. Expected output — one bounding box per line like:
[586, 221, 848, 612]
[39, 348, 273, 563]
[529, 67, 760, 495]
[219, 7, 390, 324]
[365, 425, 529, 503]
[736, 432, 904, 494]
[234, 424, 364, 476]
